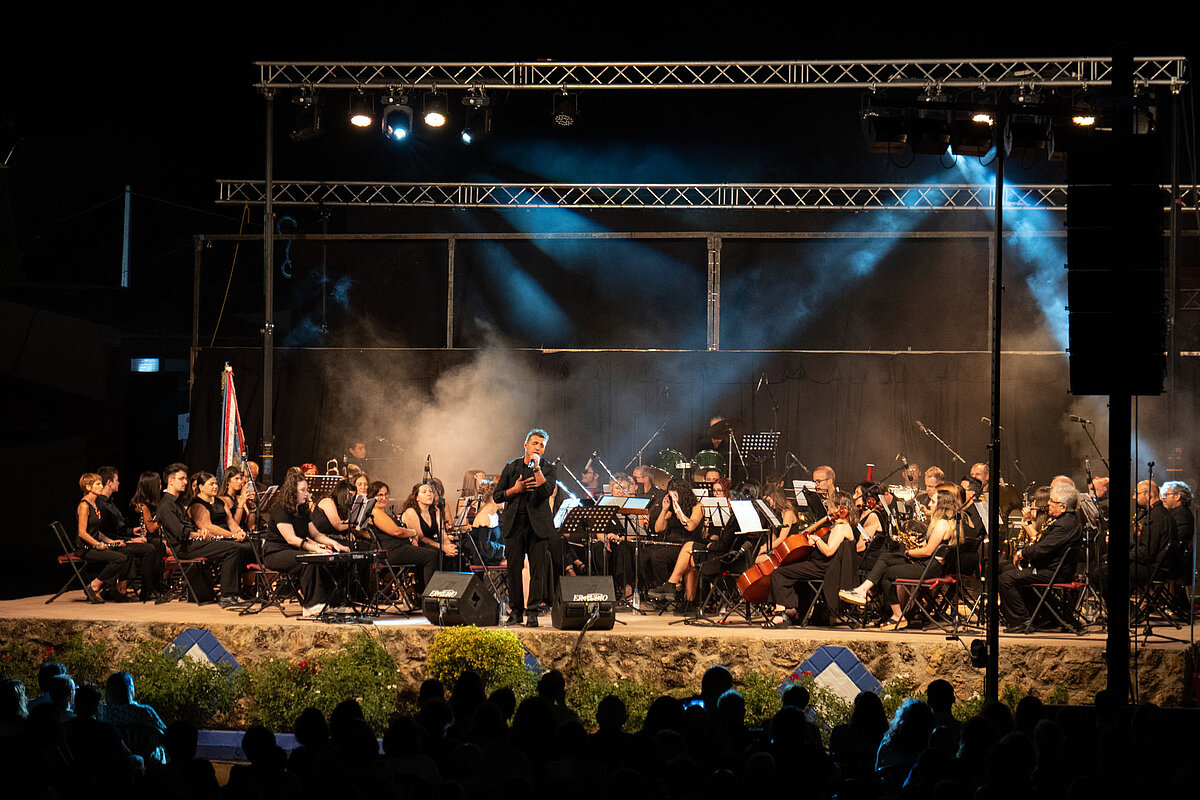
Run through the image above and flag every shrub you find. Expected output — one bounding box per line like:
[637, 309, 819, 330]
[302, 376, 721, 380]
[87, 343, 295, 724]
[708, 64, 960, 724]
[425, 626, 529, 692]
[120, 641, 239, 727]
[565, 668, 658, 731]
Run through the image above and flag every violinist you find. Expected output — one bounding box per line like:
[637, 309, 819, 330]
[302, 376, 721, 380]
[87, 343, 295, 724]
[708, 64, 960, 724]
[763, 485, 801, 550]
[1000, 484, 1083, 632]
[838, 487, 962, 629]
[854, 482, 897, 575]
[769, 491, 857, 626]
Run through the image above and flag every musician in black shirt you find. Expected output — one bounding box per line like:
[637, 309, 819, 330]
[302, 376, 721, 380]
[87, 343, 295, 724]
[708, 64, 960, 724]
[157, 463, 253, 608]
[97, 466, 164, 602]
[999, 484, 1084, 632]
[263, 473, 348, 617]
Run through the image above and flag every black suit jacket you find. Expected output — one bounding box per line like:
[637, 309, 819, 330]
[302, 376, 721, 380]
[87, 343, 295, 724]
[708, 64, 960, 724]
[495, 457, 558, 541]
[1022, 511, 1082, 570]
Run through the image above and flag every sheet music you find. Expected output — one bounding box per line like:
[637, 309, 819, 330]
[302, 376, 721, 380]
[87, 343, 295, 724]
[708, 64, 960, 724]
[730, 500, 766, 533]
[791, 480, 817, 508]
[701, 496, 731, 527]
[554, 498, 582, 529]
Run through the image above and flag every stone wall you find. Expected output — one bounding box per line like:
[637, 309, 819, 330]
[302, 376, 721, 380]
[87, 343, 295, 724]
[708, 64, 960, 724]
[1, 618, 1190, 706]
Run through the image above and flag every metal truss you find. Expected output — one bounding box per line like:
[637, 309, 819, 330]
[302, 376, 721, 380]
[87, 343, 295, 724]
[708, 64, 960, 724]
[255, 57, 1189, 92]
[217, 180, 1200, 212]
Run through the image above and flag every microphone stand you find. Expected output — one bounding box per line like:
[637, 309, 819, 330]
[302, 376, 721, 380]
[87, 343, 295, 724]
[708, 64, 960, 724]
[558, 461, 596, 502]
[1075, 418, 1110, 471]
[593, 452, 621, 492]
[625, 421, 667, 470]
[916, 421, 966, 465]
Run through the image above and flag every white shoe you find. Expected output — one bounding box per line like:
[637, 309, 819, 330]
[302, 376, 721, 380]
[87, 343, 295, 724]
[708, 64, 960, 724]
[302, 602, 326, 618]
[838, 588, 869, 606]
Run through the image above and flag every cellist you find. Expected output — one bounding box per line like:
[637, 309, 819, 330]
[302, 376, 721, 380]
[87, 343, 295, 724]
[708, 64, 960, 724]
[768, 490, 857, 626]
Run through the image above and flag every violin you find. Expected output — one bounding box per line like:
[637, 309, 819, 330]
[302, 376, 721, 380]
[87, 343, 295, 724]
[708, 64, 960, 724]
[736, 515, 831, 605]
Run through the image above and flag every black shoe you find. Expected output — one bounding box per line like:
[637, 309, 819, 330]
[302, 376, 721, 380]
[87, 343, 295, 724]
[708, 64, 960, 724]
[218, 596, 241, 609]
[1004, 623, 1030, 635]
[648, 581, 679, 600]
[84, 587, 105, 604]
[672, 602, 695, 617]
[525, 613, 539, 628]
[505, 612, 523, 626]
[102, 588, 131, 603]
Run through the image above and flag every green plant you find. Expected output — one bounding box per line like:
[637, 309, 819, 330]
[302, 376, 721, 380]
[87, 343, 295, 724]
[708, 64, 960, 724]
[425, 626, 529, 691]
[1001, 682, 1023, 711]
[238, 656, 318, 733]
[0, 639, 40, 693]
[120, 641, 239, 727]
[740, 669, 785, 727]
[789, 673, 855, 745]
[1047, 683, 1069, 705]
[310, 633, 403, 733]
[879, 672, 921, 720]
[58, 633, 114, 687]
[954, 690, 986, 721]
[565, 668, 659, 731]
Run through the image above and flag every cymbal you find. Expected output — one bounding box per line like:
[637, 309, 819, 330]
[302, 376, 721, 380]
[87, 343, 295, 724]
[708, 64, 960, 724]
[648, 466, 673, 491]
[709, 417, 747, 438]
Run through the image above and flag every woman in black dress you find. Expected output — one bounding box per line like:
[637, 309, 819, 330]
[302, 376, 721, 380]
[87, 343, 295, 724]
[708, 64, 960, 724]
[262, 472, 349, 617]
[187, 472, 247, 540]
[368, 481, 440, 590]
[313, 480, 360, 547]
[75, 473, 135, 602]
[400, 481, 458, 569]
[216, 466, 255, 533]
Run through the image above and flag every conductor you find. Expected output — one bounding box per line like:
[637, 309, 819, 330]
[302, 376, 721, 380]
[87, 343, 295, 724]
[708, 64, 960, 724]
[496, 428, 557, 628]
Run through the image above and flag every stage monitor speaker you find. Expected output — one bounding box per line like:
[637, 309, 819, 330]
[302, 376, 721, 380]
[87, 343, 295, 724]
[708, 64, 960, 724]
[552, 575, 617, 631]
[422, 571, 499, 627]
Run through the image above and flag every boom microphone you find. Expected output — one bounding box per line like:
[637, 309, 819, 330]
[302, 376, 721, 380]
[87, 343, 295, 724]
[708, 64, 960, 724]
[1068, 414, 1092, 424]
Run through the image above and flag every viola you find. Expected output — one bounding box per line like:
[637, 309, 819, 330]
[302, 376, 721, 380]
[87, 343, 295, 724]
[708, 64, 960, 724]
[736, 515, 830, 605]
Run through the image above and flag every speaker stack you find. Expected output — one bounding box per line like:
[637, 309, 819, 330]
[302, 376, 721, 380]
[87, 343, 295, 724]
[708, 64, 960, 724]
[551, 575, 617, 631]
[421, 571, 500, 627]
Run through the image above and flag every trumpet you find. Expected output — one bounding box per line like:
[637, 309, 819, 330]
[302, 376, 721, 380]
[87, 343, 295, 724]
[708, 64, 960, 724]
[893, 526, 927, 551]
[325, 459, 341, 476]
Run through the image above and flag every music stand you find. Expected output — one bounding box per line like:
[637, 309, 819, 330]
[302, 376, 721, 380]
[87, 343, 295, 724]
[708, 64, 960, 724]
[742, 432, 781, 483]
[306, 475, 342, 501]
[560, 504, 622, 577]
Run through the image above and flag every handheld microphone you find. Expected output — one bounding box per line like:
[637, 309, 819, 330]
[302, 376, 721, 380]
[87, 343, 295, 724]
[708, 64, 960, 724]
[897, 452, 909, 468]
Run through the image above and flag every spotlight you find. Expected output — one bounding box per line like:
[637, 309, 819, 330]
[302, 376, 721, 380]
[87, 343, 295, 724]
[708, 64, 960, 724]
[290, 90, 323, 142]
[553, 91, 578, 127]
[381, 98, 413, 142]
[1072, 114, 1096, 126]
[349, 92, 373, 128]
[951, 111, 995, 157]
[423, 91, 448, 127]
[460, 91, 491, 144]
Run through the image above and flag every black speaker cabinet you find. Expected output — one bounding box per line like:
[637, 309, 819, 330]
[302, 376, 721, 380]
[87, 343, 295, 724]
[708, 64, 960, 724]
[552, 575, 617, 631]
[421, 571, 499, 627]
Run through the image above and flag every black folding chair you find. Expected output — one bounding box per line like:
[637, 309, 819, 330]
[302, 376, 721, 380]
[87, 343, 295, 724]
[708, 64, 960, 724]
[47, 521, 101, 604]
[1020, 546, 1087, 635]
[894, 547, 958, 633]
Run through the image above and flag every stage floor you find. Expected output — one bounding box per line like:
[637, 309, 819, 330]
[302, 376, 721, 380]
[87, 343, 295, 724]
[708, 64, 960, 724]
[2, 588, 1194, 649]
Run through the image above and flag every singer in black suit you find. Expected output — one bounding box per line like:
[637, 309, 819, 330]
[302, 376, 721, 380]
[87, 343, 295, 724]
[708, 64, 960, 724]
[495, 428, 557, 627]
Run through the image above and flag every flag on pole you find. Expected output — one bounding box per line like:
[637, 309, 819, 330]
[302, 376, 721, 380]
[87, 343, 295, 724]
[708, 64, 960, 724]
[220, 364, 249, 479]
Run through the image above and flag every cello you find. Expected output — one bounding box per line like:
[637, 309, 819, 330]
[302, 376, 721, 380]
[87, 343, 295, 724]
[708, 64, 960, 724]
[736, 515, 831, 605]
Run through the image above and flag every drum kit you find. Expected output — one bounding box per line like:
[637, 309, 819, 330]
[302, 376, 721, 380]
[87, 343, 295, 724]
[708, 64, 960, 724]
[644, 418, 748, 489]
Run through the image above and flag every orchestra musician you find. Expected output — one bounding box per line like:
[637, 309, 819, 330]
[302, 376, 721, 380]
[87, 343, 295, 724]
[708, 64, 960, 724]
[495, 428, 557, 627]
[216, 466, 255, 533]
[646, 477, 733, 603]
[769, 490, 858, 627]
[75, 473, 136, 602]
[642, 478, 705, 611]
[399, 482, 458, 569]
[853, 482, 897, 575]
[1160, 481, 1195, 580]
[838, 486, 962, 629]
[368, 481, 440, 591]
[129, 471, 163, 544]
[96, 466, 164, 602]
[468, 479, 505, 567]
[157, 463, 252, 608]
[1090, 480, 1176, 598]
[262, 472, 349, 618]
[999, 483, 1083, 632]
[313, 480, 356, 546]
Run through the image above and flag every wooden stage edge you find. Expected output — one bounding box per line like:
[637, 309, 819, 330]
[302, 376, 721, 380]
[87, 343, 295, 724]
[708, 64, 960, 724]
[1, 591, 1195, 706]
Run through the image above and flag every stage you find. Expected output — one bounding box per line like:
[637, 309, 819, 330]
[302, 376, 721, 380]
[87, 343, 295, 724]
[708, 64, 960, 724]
[0, 589, 1193, 707]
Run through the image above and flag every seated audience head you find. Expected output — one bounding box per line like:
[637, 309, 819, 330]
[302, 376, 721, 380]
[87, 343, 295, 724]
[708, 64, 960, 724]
[73, 682, 102, 719]
[700, 665, 734, 704]
[0, 677, 28, 722]
[926, 679, 955, 712]
[104, 670, 136, 705]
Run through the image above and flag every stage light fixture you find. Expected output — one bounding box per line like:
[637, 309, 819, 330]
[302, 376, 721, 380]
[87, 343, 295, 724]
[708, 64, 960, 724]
[1072, 114, 1096, 126]
[290, 90, 323, 142]
[908, 93, 951, 155]
[381, 98, 413, 142]
[861, 108, 907, 153]
[460, 91, 492, 144]
[553, 92, 578, 127]
[951, 111, 995, 157]
[423, 91, 448, 127]
[349, 91, 373, 128]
